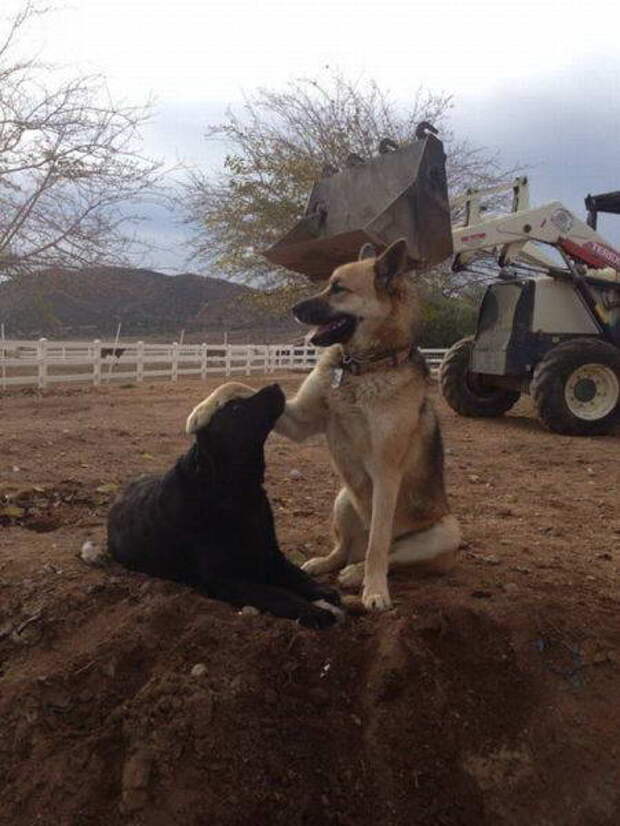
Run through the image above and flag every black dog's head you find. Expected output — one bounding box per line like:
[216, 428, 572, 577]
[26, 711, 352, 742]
[191, 384, 285, 481]
[206, 383, 285, 447]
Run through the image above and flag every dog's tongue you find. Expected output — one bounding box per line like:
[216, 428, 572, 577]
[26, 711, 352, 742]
[315, 317, 347, 337]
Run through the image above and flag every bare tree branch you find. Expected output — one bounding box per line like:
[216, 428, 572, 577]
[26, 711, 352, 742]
[181, 69, 519, 303]
[0, 2, 167, 278]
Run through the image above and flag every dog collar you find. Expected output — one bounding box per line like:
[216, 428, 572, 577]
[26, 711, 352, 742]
[332, 346, 416, 387]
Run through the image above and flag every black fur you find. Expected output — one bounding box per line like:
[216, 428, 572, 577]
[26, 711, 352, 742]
[107, 384, 342, 629]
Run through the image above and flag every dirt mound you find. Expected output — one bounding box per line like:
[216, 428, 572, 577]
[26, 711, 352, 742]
[1, 379, 620, 825]
[0, 479, 104, 533]
[1, 554, 619, 826]
[0, 267, 297, 338]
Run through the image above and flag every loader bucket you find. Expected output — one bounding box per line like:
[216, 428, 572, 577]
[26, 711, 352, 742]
[263, 134, 453, 281]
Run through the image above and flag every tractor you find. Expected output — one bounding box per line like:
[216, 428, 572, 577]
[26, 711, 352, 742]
[263, 126, 620, 436]
[442, 180, 620, 435]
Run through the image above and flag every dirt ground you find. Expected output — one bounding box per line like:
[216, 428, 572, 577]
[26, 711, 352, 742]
[1, 375, 619, 826]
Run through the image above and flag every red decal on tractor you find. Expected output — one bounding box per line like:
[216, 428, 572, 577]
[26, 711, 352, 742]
[462, 232, 487, 244]
[560, 238, 620, 271]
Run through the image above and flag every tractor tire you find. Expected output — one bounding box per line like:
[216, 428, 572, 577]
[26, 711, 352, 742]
[439, 337, 521, 417]
[531, 338, 620, 436]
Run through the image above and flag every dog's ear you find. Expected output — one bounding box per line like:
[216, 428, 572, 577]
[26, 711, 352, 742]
[358, 243, 377, 261]
[194, 426, 210, 451]
[192, 428, 215, 480]
[374, 238, 410, 290]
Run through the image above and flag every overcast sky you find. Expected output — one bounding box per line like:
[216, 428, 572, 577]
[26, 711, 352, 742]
[8, 0, 620, 271]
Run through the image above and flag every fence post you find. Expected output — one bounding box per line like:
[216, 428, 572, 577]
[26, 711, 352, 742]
[225, 343, 231, 377]
[93, 339, 102, 386]
[37, 338, 48, 389]
[1, 328, 6, 392]
[171, 342, 179, 382]
[245, 345, 251, 376]
[200, 343, 207, 380]
[136, 341, 145, 383]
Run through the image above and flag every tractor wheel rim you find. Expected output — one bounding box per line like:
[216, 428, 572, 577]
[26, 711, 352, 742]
[564, 363, 620, 420]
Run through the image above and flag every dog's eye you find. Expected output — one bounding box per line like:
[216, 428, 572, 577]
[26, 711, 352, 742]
[330, 282, 349, 294]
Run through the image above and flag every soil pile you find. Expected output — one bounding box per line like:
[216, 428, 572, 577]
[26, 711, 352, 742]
[1, 559, 619, 826]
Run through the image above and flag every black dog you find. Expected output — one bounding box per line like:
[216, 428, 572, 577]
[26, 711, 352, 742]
[107, 383, 342, 628]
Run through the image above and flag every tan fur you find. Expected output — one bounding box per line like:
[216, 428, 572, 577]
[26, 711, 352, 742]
[187, 242, 461, 611]
[186, 382, 256, 434]
[310, 257, 423, 356]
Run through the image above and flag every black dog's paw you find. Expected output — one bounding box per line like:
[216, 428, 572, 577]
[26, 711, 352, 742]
[313, 585, 342, 607]
[298, 605, 339, 630]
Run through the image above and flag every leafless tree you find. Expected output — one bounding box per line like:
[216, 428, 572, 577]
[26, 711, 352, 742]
[0, 2, 166, 279]
[182, 70, 517, 301]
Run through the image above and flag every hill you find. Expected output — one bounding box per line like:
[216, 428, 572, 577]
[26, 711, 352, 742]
[0, 267, 298, 340]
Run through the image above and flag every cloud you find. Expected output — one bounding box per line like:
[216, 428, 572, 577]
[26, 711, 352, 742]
[140, 58, 620, 273]
[451, 54, 620, 243]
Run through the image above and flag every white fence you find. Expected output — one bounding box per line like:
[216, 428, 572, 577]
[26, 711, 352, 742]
[0, 338, 447, 390]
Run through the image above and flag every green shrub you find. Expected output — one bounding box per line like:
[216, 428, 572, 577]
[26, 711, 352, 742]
[419, 290, 479, 348]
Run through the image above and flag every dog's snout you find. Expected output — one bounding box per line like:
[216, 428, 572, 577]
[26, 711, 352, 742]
[292, 297, 330, 325]
[263, 383, 285, 403]
[255, 382, 286, 414]
[292, 298, 314, 324]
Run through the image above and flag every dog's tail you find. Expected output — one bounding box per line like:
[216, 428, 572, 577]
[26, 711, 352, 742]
[389, 515, 461, 567]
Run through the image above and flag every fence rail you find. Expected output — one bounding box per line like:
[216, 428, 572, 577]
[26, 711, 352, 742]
[0, 338, 447, 390]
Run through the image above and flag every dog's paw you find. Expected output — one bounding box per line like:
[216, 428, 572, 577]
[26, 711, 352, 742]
[312, 599, 345, 623]
[312, 584, 342, 607]
[186, 382, 255, 434]
[361, 584, 392, 612]
[338, 563, 365, 589]
[298, 605, 339, 630]
[302, 556, 340, 576]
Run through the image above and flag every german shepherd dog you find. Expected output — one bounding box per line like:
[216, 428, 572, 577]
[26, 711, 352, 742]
[187, 239, 460, 612]
[108, 383, 343, 628]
